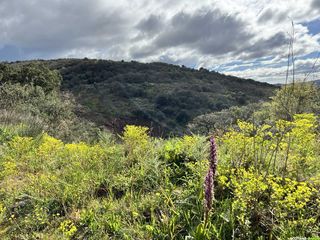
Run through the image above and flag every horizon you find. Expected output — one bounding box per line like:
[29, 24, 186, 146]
[3, 57, 320, 85]
[0, 0, 319, 84]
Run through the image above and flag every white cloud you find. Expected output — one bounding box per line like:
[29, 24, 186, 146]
[0, 0, 319, 83]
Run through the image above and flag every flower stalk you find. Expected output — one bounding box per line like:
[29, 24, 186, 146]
[204, 136, 218, 222]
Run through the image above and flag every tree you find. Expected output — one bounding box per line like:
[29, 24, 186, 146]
[0, 62, 62, 92]
[19, 63, 62, 92]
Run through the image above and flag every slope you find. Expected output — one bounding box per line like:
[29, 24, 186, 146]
[21, 59, 277, 135]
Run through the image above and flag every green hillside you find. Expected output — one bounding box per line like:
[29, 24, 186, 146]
[43, 59, 276, 135]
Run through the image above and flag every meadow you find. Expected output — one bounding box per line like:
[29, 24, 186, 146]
[0, 62, 319, 239]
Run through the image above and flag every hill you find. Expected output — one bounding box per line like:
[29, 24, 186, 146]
[7, 59, 277, 136]
[41, 59, 275, 135]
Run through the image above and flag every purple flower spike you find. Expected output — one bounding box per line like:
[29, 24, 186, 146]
[204, 169, 213, 213]
[204, 136, 218, 215]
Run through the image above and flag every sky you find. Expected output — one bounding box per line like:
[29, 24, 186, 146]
[0, 0, 319, 84]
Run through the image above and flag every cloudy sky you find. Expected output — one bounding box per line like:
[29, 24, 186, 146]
[0, 0, 319, 83]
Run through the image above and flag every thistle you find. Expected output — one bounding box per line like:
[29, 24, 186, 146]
[204, 136, 218, 218]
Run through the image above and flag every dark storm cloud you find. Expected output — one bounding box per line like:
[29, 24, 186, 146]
[0, 0, 129, 59]
[312, 0, 320, 9]
[155, 9, 253, 54]
[136, 14, 164, 36]
[131, 9, 254, 58]
[130, 8, 293, 61]
[240, 32, 289, 59]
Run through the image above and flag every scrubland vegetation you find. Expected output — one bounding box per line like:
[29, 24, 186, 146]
[49, 59, 276, 135]
[0, 61, 319, 239]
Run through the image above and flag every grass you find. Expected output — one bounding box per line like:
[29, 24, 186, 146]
[0, 117, 319, 239]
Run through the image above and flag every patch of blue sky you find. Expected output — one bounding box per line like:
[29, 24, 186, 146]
[302, 18, 320, 35]
[0, 45, 25, 62]
[0, 45, 51, 62]
[215, 56, 283, 72]
[298, 51, 320, 60]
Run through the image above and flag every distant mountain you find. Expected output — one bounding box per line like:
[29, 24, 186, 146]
[18, 59, 277, 135]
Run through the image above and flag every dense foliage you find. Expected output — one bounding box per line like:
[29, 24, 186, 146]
[45, 59, 275, 135]
[189, 82, 320, 135]
[0, 62, 99, 142]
